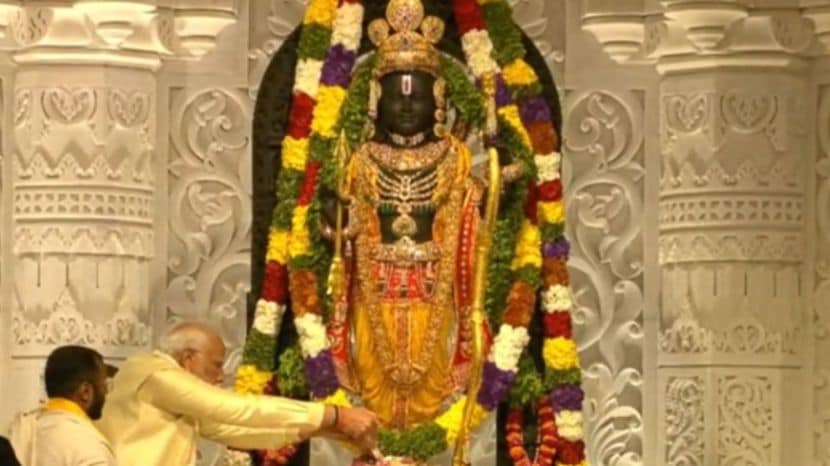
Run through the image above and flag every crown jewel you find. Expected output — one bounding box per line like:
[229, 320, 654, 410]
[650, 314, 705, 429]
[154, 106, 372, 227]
[368, 0, 444, 77]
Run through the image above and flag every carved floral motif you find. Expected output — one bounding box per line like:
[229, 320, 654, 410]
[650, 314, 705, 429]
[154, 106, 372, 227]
[564, 90, 645, 466]
[718, 376, 774, 466]
[167, 86, 251, 363]
[665, 377, 704, 466]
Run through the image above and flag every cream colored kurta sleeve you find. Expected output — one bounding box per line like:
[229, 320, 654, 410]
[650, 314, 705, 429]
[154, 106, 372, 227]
[141, 368, 325, 439]
[198, 421, 305, 450]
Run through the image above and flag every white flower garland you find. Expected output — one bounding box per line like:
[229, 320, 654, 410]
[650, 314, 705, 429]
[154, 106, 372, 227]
[488, 324, 530, 372]
[554, 410, 584, 442]
[535, 152, 562, 183]
[332, 3, 364, 52]
[541, 284, 572, 312]
[295, 313, 328, 358]
[460, 29, 499, 78]
[293, 58, 325, 97]
[253, 299, 285, 336]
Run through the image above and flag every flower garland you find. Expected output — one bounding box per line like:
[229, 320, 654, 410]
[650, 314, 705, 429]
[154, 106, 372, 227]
[505, 397, 556, 466]
[452, 1, 587, 466]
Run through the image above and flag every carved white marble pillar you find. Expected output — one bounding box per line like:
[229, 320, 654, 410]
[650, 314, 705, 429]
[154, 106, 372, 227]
[0, 1, 235, 427]
[582, 1, 827, 464]
[654, 6, 816, 466]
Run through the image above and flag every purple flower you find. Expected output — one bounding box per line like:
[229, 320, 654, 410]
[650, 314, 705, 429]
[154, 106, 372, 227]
[543, 237, 570, 258]
[550, 384, 584, 411]
[494, 74, 512, 108]
[305, 350, 339, 398]
[320, 45, 356, 88]
[519, 95, 552, 126]
[476, 362, 516, 411]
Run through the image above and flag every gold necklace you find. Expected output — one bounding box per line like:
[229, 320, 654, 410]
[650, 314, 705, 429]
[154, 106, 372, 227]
[367, 138, 448, 171]
[376, 166, 438, 238]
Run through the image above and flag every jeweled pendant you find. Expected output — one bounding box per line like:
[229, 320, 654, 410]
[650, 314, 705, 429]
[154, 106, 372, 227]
[391, 213, 418, 238]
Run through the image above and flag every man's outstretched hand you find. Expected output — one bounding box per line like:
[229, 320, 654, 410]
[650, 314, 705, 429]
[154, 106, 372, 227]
[323, 406, 379, 453]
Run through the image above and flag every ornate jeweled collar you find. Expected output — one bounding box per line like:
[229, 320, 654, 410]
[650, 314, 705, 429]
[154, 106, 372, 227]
[366, 138, 449, 171]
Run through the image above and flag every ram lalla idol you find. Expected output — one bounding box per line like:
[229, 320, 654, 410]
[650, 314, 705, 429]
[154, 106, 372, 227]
[234, 0, 587, 465]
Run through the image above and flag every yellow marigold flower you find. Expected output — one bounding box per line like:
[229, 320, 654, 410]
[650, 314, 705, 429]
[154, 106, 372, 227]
[543, 337, 579, 370]
[322, 388, 353, 407]
[266, 229, 290, 264]
[436, 396, 490, 444]
[539, 201, 564, 224]
[511, 220, 542, 270]
[289, 205, 311, 258]
[556, 461, 589, 466]
[502, 59, 538, 87]
[498, 105, 532, 148]
[311, 85, 347, 138]
[234, 364, 272, 395]
[282, 136, 309, 171]
[302, 0, 338, 26]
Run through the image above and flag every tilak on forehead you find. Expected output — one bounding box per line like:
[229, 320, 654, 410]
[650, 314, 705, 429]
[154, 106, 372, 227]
[401, 74, 412, 95]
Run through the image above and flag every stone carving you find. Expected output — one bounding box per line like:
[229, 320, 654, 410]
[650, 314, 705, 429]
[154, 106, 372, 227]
[167, 86, 251, 358]
[718, 376, 774, 466]
[661, 91, 790, 160]
[41, 87, 97, 125]
[564, 90, 645, 466]
[11, 84, 155, 357]
[814, 85, 830, 466]
[247, 0, 306, 99]
[659, 296, 799, 356]
[9, 7, 51, 46]
[108, 89, 151, 128]
[11, 289, 150, 349]
[665, 377, 704, 466]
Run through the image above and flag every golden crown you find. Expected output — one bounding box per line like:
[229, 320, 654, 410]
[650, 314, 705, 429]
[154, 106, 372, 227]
[368, 0, 444, 77]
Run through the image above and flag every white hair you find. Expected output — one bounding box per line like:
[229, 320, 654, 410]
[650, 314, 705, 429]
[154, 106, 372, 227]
[157, 321, 219, 357]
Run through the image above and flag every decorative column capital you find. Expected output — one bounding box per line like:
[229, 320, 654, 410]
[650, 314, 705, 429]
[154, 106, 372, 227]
[0, 1, 238, 69]
[582, 0, 830, 70]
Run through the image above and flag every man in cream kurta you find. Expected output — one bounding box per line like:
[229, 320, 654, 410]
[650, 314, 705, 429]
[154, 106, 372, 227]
[8, 345, 116, 466]
[98, 322, 378, 466]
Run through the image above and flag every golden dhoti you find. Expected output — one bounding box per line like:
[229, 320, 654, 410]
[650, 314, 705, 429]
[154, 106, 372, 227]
[352, 296, 453, 428]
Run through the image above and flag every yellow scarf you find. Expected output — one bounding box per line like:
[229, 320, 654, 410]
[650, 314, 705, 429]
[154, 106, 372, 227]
[43, 398, 91, 425]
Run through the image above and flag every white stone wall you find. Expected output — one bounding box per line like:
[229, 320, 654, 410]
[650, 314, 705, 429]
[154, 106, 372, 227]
[0, 1, 828, 465]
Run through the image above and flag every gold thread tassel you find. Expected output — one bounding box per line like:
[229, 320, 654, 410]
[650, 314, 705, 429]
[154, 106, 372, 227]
[452, 145, 501, 466]
[327, 131, 352, 299]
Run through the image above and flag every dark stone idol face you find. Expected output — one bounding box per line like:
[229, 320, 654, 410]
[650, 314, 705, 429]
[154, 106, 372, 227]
[376, 70, 436, 137]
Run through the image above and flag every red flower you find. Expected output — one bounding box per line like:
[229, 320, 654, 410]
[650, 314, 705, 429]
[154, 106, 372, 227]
[524, 181, 538, 224]
[543, 312, 572, 338]
[262, 261, 288, 303]
[538, 179, 562, 201]
[557, 440, 586, 465]
[453, 0, 486, 35]
[507, 408, 523, 426]
[287, 92, 315, 139]
[297, 161, 321, 206]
